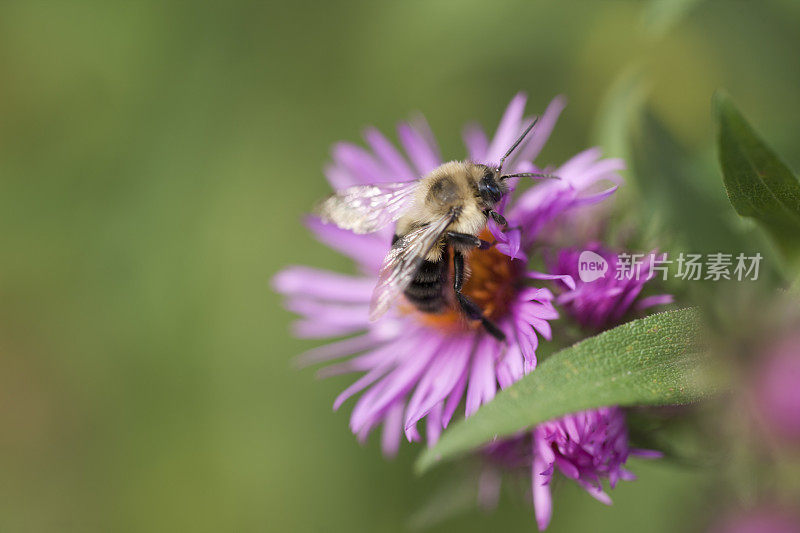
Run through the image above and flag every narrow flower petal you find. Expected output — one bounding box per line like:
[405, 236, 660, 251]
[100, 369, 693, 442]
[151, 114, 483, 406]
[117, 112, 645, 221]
[442, 356, 470, 428]
[463, 122, 489, 161]
[465, 336, 499, 417]
[532, 432, 554, 531]
[578, 480, 613, 505]
[636, 294, 674, 310]
[516, 95, 567, 164]
[425, 402, 444, 446]
[306, 217, 384, 273]
[496, 227, 523, 260]
[380, 402, 404, 458]
[293, 318, 369, 339]
[332, 142, 387, 184]
[324, 162, 358, 190]
[294, 332, 384, 368]
[364, 127, 417, 180]
[350, 335, 442, 435]
[555, 456, 580, 479]
[527, 270, 576, 290]
[333, 349, 396, 410]
[273, 266, 375, 303]
[514, 321, 539, 371]
[404, 335, 472, 438]
[497, 343, 524, 389]
[486, 92, 527, 164]
[397, 122, 441, 175]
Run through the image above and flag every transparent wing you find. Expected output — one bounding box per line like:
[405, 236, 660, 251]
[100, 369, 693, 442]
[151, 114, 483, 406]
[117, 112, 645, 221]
[315, 180, 420, 234]
[369, 211, 456, 321]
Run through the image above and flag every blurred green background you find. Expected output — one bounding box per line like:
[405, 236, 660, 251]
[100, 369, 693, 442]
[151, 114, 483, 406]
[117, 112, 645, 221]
[1, 1, 798, 531]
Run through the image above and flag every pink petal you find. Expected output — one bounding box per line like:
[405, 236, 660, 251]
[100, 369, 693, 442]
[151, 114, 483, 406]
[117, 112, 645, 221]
[425, 402, 444, 446]
[324, 162, 357, 190]
[442, 354, 471, 428]
[363, 127, 416, 180]
[635, 294, 674, 310]
[294, 332, 384, 368]
[465, 336, 499, 417]
[532, 434, 554, 531]
[332, 142, 386, 184]
[293, 318, 368, 339]
[578, 480, 613, 505]
[463, 122, 489, 161]
[306, 217, 385, 273]
[397, 122, 441, 175]
[527, 270, 576, 290]
[404, 335, 472, 436]
[516, 95, 567, 164]
[333, 354, 395, 410]
[380, 402, 404, 458]
[272, 266, 375, 303]
[487, 92, 527, 164]
[350, 335, 441, 435]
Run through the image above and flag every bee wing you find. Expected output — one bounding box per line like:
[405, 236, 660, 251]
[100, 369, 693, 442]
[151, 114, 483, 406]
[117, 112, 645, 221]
[315, 180, 420, 234]
[369, 211, 456, 321]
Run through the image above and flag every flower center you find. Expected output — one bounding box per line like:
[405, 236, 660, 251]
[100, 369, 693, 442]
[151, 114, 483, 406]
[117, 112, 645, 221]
[411, 231, 523, 332]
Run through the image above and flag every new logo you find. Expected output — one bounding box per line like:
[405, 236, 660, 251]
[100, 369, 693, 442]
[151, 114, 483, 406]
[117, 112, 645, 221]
[578, 251, 608, 282]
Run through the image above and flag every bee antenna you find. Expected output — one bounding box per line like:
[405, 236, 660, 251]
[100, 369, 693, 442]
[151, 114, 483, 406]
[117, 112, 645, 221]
[496, 117, 538, 176]
[499, 172, 561, 182]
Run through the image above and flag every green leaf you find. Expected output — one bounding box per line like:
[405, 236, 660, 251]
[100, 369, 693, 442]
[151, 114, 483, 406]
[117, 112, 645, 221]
[714, 91, 800, 266]
[415, 308, 710, 474]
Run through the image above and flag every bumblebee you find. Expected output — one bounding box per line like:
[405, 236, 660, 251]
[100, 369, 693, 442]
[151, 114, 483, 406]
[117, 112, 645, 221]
[316, 119, 554, 341]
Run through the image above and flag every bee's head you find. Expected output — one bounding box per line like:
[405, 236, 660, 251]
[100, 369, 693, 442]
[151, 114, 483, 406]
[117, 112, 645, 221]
[475, 116, 562, 211]
[477, 167, 506, 207]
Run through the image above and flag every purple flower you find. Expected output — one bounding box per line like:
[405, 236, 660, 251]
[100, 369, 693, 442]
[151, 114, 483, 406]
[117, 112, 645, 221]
[483, 408, 662, 530]
[753, 332, 800, 441]
[273, 93, 623, 455]
[548, 243, 674, 330]
[477, 244, 671, 528]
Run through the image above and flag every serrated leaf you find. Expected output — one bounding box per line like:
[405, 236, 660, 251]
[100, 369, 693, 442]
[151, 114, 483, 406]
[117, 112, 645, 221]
[714, 91, 800, 266]
[416, 308, 709, 474]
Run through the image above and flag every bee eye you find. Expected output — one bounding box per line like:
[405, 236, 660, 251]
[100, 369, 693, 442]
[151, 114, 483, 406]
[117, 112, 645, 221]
[479, 176, 503, 204]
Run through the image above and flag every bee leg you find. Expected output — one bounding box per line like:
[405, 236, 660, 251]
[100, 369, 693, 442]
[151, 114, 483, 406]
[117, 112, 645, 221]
[488, 210, 507, 226]
[446, 231, 493, 251]
[453, 251, 506, 342]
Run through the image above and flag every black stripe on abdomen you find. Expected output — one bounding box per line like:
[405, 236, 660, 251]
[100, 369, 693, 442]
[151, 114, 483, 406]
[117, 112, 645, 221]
[403, 252, 448, 314]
